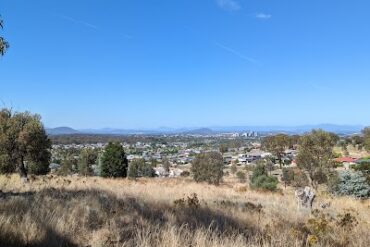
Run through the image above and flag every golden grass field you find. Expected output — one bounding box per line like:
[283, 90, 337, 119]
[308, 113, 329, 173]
[0, 174, 369, 247]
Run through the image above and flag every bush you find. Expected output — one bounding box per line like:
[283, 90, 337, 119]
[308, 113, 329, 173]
[100, 142, 128, 178]
[250, 164, 278, 191]
[250, 164, 266, 179]
[27, 159, 50, 175]
[282, 168, 309, 188]
[330, 171, 370, 198]
[180, 171, 190, 177]
[57, 157, 78, 176]
[162, 158, 171, 172]
[191, 152, 224, 185]
[0, 154, 14, 173]
[78, 149, 98, 176]
[236, 171, 246, 183]
[250, 175, 278, 191]
[128, 159, 155, 179]
[230, 164, 237, 174]
[282, 168, 294, 187]
[352, 162, 370, 174]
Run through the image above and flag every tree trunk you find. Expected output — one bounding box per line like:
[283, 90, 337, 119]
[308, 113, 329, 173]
[18, 161, 28, 183]
[304, 170, 317, 190]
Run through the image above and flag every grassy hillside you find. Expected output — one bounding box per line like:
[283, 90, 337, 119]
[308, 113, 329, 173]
[0, 175, 369, 247]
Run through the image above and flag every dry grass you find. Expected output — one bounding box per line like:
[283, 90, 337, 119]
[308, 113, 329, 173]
[0, 174, 369, 247]
[334, 146, 370, 158]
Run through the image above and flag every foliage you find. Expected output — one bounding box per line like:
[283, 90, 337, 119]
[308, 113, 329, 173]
[0, 16, 9, 56]
[173, 193, 200, 209]
[329, 171, 370, 198]
[128, 158, 155, 179]
[262, 134, 289, 168]
[230, 164, 237, 174]
[236, 171, 246, 183]
[361, 127, 370, 151]
[352, 161, 370, 175]
[250, 175, 278, 191]
[296, 129, 338, 188]
[100, 142, 128, 178]
[219, 144, 228, 154]
[0, 154, 13, 173]
[57, 157, 78, 176]
[78, 148, 98, 176]
[265, 160, 275, 174]
[0, 109, 51, 177]
[282, 168, 294, 187]
[180, 170, 190, 177]
[250, 164, 278, 191]
[191, 151, 224, 185]
[162, 157, 171, 172]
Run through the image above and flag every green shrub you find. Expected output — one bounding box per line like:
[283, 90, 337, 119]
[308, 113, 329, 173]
[0, 154, 14, 173]
[180, 171, 190, 177]
[100, 142, 128, 178]
[78, 149, 98, 176]
[330, 171, 370, 198]
[282, 168, 294, 186]
[281, 168, 309, 188]
[128, 158, 155, 179]
[250, 164, 266, 179]
[236, 171, 246, 183]
[352, 162, 370, 174]
[250, 175, 278, 191]
[57, 157, 78, 176]
[250, 164, 278, 191]
[191, 152, 224, 185]
[27, 159, 50, 175]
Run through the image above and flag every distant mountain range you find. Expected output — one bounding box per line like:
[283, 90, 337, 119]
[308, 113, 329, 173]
[46, 124, 364, 136]
[46, 127, 80, 135]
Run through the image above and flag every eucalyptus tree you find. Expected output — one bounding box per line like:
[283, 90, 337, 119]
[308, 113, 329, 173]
[0, 109, 51, 181]
[0, 16, 9, 56]
[296, 129, 338, 189]
[262, 134, 290, 168]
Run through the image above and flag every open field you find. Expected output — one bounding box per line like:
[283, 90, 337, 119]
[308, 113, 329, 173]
[334, 145, 370, 159]
[0, 174, 369, 247]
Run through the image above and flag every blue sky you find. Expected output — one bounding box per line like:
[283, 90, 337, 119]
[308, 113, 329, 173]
[0, 0, 369, 129]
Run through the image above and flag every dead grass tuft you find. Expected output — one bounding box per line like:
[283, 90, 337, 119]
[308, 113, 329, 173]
[0, 174, 369, 247]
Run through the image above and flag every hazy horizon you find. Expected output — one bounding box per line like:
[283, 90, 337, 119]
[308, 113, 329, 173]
[46, 123, 365, 133]
[1, 0, 370, 129]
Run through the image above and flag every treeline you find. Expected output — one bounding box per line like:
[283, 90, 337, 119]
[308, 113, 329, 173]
[50, 134, 219, 145]
[50, 134, 168, 145]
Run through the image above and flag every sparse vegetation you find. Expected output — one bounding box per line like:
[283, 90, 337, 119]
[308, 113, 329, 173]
[236, 171, 246, 183]
[191, 152, 224, 185]
[250, 164, 278, 191]
[128, 158, 155, 178]
[262, 134, 290, 168]
[363, 127, 370, 151]
[0, 174, 369, 247]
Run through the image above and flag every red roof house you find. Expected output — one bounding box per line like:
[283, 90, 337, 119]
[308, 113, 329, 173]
[333, 157, 357, 163]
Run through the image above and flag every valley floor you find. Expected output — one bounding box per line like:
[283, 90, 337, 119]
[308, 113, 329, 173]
[0, 175, 369, 247]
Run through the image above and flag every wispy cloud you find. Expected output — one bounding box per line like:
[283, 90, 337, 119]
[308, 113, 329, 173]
[214, 42, 258, 64]
[56, 14, 99, 30]
[255, 13, 272, 20]
[52, 13, 133, 39]
[216, 0, 241, 11]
